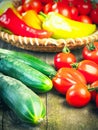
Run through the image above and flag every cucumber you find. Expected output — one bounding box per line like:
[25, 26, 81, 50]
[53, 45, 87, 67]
[0, 72, 46, 124]
[0, 48, 56, 78]
[0, 55, 53, 93]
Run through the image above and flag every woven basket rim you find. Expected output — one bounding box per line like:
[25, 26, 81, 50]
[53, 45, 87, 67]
[0, 29, 98, 52]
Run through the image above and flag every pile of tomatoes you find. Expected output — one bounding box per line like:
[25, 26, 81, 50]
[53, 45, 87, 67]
[19, 0, 98, 24]
[53, 41, 98, 108]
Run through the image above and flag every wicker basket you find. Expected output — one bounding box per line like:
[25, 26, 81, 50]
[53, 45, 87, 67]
[0, 0, 98, 52]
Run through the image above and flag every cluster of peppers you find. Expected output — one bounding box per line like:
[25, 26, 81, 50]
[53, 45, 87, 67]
[0, 8, 52, 38]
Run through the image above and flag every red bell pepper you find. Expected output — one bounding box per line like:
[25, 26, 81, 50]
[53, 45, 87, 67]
[0, 8, 52, 38]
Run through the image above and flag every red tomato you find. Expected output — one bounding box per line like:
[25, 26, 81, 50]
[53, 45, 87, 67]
[22, 2, 30, 11]
[43, 2, 54, 14]
[77, 1, 92, 15]
[70, 6, 79, 20]
[77, 60, 98, 83]
[52, 2, 71, 18]
[44, 1, 71, 18]
[77, 15, 92, 24]
[90, 8, 98, 24]
[90, 80, 98, 101]
[58, 3, 71, 18]
[51, 2, 58, 12]
[52, 68, 87, 95]
[82, 42, 98, 64]
[66, 83, 91, 107]
[54, 51, 76, 70]
[23, 0, 42, 13]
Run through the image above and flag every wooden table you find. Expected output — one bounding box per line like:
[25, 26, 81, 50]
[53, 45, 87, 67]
[0, 39, 98, 130]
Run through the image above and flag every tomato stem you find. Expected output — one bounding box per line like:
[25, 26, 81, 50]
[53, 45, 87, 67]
[87, 42, 96, 51]
[71, 63, 78, 69]
[54, 0, 62, 2]
[88, 86, 98, 92]
[62, 47, 70, 53]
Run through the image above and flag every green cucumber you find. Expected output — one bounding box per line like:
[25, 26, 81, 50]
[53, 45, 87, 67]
[0, 55, 53, 93]
[0, 72, 46, 124]
[0, 48, 56, 78]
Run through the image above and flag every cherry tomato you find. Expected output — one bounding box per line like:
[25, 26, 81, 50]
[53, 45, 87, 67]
[82, 42, 98, 64]
[22, 1, 30, 11]
[66, 83, 91, 107]
[90, 8, 98, 24]
[44, 1, 72, 18]
[90, 80, 98, 101]
[52, 2, 71, 18]
[54, 49, 76, 70]
[77, 15, 92, 24]
[70, 6, 79, 20]
[52, 67, 87, 95]
[43, 2, 54, 14]
[58, 3, 71, 18]
[77, 1, 92, 15]
[51, 2, 58, 12]
[23, 0, 42, 13]
[77, 60, 98, 83]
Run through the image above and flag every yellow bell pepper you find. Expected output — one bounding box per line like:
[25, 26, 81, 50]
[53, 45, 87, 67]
[38, 14, 45, 22]
[22, 10, 42, 29]
[40, 12, 96, 39]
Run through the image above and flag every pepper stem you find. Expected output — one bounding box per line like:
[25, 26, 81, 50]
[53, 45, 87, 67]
[39, 12, 47, 19]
